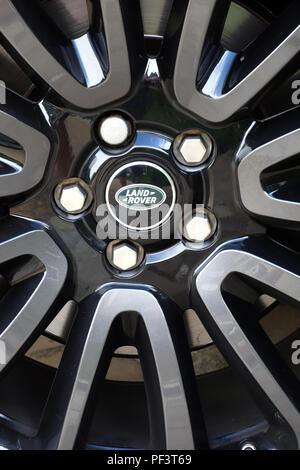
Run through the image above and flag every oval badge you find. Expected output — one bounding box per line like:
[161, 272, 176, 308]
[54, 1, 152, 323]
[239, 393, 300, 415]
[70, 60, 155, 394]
[115, 184, 166, 211]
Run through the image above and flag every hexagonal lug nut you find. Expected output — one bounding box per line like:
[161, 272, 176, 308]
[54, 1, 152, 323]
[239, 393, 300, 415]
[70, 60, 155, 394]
[173, 130, 213, 166]
[183, 209, 217, 243]
[98, 113, 133, 147]
[54, 177, 93, 215]
[106, 240, 144, 272]
[60, 185, 86, 212]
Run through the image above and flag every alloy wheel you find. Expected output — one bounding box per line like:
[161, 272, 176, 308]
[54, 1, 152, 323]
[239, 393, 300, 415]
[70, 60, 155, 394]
[0, 0, 299, 450]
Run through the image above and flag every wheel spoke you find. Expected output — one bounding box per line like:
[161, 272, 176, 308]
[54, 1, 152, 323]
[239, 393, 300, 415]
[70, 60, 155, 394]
[0, 0, 144, 109]
[40, 0, 89, 39]
[192, 236, 300, 448]
[40, 287, 202, 450]
[0, 216, 69, 372]
[0, 91, 53, 202]
[163, 0, 300, 122]
[236, 107, 300, 222]
[135, 293, 207, 449]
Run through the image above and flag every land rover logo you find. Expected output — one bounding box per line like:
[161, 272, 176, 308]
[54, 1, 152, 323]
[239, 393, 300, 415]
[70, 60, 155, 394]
[115, 184, 166, 210]
[105, 161, 176, 230]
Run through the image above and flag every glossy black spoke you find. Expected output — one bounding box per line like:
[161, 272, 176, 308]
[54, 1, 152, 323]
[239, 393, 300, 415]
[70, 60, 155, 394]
[0, 216, 70, 373]
[162, 0, 300, 122]
[0, 0, 144, 109]
[38, 287, 204, 450]
[191, 236, 300, 449]
[0, 90, 54, 203]
[236, 106, 300, 223]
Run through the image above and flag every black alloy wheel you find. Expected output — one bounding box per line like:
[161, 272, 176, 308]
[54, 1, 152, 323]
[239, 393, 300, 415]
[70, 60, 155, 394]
[0, 0, 299, 451]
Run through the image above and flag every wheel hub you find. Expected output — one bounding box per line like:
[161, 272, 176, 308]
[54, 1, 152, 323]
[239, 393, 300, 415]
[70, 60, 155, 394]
[13, 57, 262, 303]
[105, 161, 176, 231]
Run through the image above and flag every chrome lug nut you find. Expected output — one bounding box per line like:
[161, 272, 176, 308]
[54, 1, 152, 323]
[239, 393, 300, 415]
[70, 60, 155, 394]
[107, 240, 144, 272]
[54, 177, 93, 215]
[113, 243, 137, 271]
[99, 113, 132, 147]
[173, 130, 213, 166]
[183, 209, 217, 243]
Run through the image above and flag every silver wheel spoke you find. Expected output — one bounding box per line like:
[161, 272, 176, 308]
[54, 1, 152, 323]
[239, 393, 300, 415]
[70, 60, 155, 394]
[164, 0, 300, 122]
[0, 0, 142, 109]
[193, 237, 300, 448]
[43, 288, 197, 450]
[237, 107, 300, 222]
[0, 216, 69, 371]
[0, 91, 52, 200]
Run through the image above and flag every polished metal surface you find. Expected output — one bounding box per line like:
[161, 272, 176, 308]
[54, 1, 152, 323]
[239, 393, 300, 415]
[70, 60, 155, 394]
[179, 137, 207, 165]
[99, 114, 131, 146]
[168, 0, 300, 122]
[0, 97, 51, 198]
[106, 240, 141, 271]
[0, 217, 68, 371]
[71, 33, 105, 87]
[57, 288, 194, 450]
[112, 242, 138, 271]
[195, 242, 300, 446]
[0, 0, 133, 109]
[59, 185, 87, 213]
[173, 130, 212, 167]
[106, 239, 145, 272]
[0, 1, 269, 100]
[54, 177, 94, 215]
[183, 209, 217, 243]
[237, 108, 300, 222]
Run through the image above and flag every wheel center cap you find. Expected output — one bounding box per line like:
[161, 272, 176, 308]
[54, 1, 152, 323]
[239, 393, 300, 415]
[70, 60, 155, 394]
[105, 161, 176, 231]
